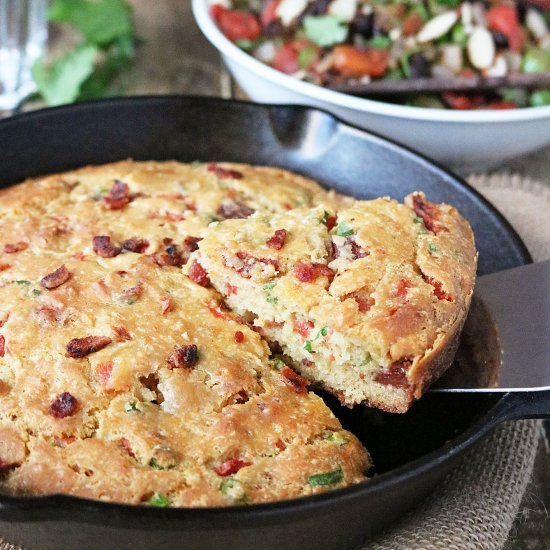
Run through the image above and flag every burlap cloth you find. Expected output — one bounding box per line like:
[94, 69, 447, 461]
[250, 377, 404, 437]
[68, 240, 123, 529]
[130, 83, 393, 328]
[1, 173, 548, 550]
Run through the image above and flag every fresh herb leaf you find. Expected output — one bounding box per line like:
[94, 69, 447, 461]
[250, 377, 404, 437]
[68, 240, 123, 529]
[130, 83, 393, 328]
[303, 340, 313, 353]
[428, 243, 438, 255]
[33, 45, 97, 106]
[16, 280, 31, 285]
[48, 0, 133, 47]
[262, 282, 276, 291]
[266, 295, 278, 304]
[303, 15, 348, 47]
[335, 222, 354, 237]
[308, 467, 343, 486]
[273, 358, 286, 370]
[33, 0, 136, 106]
[147, 493, 171, 507]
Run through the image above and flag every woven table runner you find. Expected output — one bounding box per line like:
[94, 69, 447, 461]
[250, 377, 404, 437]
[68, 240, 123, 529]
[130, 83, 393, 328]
[1, 172, 547, 550]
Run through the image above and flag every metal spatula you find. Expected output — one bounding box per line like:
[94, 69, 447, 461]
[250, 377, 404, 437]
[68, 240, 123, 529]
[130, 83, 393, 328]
[433, 259, 550, 393]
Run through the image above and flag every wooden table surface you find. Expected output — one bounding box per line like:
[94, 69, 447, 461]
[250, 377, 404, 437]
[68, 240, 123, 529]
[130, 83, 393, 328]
[47, 0, 550, 547]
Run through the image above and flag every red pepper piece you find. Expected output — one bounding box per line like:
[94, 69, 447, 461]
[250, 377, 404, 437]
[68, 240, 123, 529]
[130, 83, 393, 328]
[214, 458, 251, 476]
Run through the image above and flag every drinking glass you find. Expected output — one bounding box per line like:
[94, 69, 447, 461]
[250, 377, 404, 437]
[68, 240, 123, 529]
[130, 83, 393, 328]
[0, 0, 48, 111]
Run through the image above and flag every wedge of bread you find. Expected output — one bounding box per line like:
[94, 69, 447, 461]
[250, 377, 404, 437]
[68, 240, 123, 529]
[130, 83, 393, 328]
[192, 193, 477, 413]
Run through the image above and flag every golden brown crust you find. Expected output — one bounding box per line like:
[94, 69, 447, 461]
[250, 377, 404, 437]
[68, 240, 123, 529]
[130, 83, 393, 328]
[195, 194, 477, 413]
[0, 161, 370, 506]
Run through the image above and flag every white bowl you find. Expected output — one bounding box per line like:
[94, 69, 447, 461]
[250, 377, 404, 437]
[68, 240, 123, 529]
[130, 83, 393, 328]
[192, 0, 550, 174]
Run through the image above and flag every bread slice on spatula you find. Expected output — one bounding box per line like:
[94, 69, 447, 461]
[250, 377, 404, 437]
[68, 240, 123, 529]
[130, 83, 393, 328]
[190, 193, 477, 413]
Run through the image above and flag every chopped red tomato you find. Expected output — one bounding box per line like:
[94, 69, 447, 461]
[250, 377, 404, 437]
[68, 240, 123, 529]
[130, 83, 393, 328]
[402, 12, 422, 37]
[441, 92, 485, 110]
[273, 40, 318, 74]
[281, 366, 309, 394]
[293, 319, 314, 338]
[217, 9, 261, 42]
[486, 5, 525, 53]
[215, 458, 251, 476]
[332, 45, 389, 78]
[273, 43, 300, 74]
[394, 278, 412, 298]
[96, 361, 114, 386]
[261, 0, 280, 27]
[485, 101, 517, 110]
[0, 335, 5, 358]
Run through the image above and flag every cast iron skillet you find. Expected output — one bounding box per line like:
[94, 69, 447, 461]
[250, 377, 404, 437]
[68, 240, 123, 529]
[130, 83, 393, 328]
[0, 96, 548, 550]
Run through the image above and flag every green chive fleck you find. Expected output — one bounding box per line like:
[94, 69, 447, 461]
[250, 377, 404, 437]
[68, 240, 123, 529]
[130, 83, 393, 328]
[413, 217, 424, 224]
[31, 289, 42, 296]
[149, 458, 164, 470]
[266, 295, 278, 304]
[127, 298, 137, 305]
[16, 280, 30, 285]
[315, 327, 328, 339]
[428, 243, 438, 255]
[320, 210, 330, 224]
[220, 478, 246, 502]
[273, 358, 286, 370]
[262, 282, 276, 291]
[303, 340, 313, 353]
[147, 493, 171, 507]
[308, 467, 344, 487]
[335, 222, 354, 237]
[325, 432, 349, 446]
[125, 401, 140, 413]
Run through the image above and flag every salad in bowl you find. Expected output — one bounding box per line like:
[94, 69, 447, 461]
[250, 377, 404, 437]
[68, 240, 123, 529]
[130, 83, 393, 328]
[210, 0, 550, 109]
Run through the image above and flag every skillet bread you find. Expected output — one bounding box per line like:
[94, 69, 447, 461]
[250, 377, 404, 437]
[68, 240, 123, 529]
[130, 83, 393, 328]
[0, 160, 475, 504]
[192, 196, 477, 413]
[0, 161, 369, 505]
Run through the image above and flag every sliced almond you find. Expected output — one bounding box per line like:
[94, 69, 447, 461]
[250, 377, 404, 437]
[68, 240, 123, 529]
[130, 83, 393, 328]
[467, 26, 495, 70]
[328, 0, 357, 23]
[417, 11, 458, 44]
[276, 0, 308, 27]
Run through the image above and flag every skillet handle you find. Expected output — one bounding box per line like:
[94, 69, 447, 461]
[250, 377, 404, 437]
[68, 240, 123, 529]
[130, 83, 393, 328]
[496, 390, 550, 421]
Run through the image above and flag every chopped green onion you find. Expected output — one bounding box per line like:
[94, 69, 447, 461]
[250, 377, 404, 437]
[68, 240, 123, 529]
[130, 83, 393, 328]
[320, 210, 330, 224]
[262, 282, 276, 291]
[368, 35, 392, 49]
[308, 467, 343, 487]
[16, 280, 30, 285]
[220, 478, 246, 502]
[266, 295, 278, 304]
[325, 432, 349, 446]
[303, 340, 313, 353]
[149, 458, 164, 470]
[31, 289, 42, 296]
[125, 401, 140, 413]
[273, 358, 286, 370]
[428, 243, 438, 255]
[335, 222, 354, 237]
[413, 217, 424, 224]
[315, 327, 328, 339]
[126, 298, 137, 305]
[147, 493, 171, 507]
[298, 46, 318, 69]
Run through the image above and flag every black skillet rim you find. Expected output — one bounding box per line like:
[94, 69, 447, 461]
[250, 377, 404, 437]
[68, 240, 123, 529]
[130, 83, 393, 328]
[0, 95, 533, 528]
